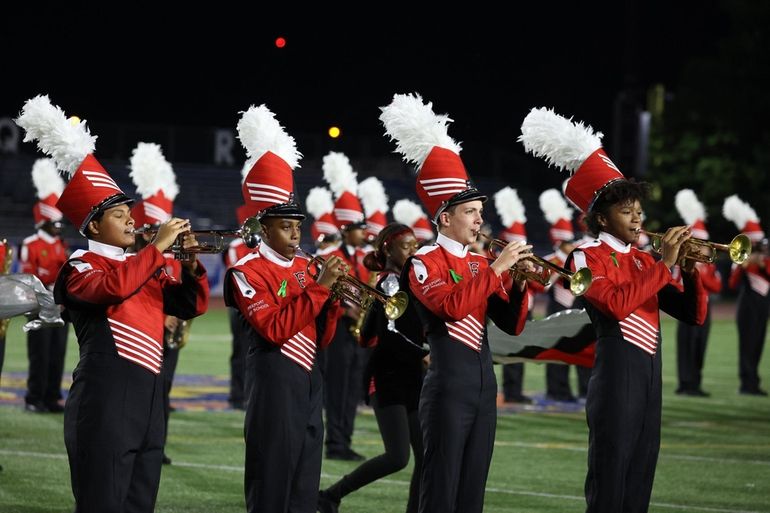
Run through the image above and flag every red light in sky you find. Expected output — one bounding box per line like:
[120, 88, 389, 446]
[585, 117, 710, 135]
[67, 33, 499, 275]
[275, 37, 286, 49]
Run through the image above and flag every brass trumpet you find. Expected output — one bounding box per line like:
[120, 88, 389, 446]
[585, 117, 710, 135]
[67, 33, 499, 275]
[293, 247, 409, 321]
[641, 230, 751, 265]
[135, 216, 262, 261]
[483, 236, 593, 296]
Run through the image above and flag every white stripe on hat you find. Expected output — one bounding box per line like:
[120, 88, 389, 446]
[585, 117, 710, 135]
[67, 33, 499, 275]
[144, 202, 171, 222]
[246, 182, 291, 202]
[315, 222, 339, 234]
[335, 208, 364, 221]
[425, 187, 467, 197]
[419, 178, 467, 185]
[38, 203, 63, 220]
[82, 170, 122, 192]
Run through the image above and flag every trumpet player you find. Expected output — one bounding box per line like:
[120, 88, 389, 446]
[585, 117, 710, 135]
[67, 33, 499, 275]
[520, 107, 708, 513]
[223, 105, 344, 512]
[17, 95, 210, 513]
[129, 142, 186, 464]
[381, 94, 532, 513]
[724, 195, 769, 396]
[321, 151, 372, 462]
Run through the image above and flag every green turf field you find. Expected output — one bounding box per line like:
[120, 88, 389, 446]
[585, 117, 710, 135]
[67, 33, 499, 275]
[1, 310, 768, 512]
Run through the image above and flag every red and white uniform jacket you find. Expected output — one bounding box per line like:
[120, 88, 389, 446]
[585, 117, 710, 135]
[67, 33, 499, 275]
[225, 239, 258, 269]
[729, 257, 770, 297]
[21, 230, 68, 287]
[543, 248, 575, 310]
[570, 232, 708, 356]
[408, 233, 529, 355]
[54, 241, 210, 374]
[672, 262, 722, 295]
[225, 243, 341, 372]
[0, 240, 8, 271]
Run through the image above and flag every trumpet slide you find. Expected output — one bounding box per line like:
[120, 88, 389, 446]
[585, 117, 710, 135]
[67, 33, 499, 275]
[293, 246, 409, 321]
[641, 229, 751, 265]
[483, 236, 592, 296]
[135, 216, 262, 261]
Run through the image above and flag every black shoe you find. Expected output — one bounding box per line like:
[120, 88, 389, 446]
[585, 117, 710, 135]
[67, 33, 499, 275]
[317, 490, 339, 513]
[162, 454, 172, 465]
[739, 388, 768, 396]
[24, 402, 48, 413]
[45, 402, 65, 413]
[505, 395, 533, 405]
[344, 448, 365, 461]
[326, 448, 364, 462]
[546, 393, 577, 403]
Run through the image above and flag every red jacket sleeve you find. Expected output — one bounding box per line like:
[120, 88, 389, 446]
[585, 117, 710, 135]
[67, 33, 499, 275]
[64, 245, 166, 305]
[161, 263, 210, 319]
[408, 255, 506, 322]
[229, 270, 333, 345]
[698, 263, 722, 293]
[573, 250, 674, 321]
[658, 268, 708, 325]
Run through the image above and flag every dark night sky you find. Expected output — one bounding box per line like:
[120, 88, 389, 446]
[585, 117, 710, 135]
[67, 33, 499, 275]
[2, 2, 728, 154]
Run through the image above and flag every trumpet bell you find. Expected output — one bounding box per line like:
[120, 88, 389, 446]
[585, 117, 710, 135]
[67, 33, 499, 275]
[384, 291, 409, 320]
[240, 216, 262, 249]
[570, 267, 593, 296]
[729, 234, 751, 265]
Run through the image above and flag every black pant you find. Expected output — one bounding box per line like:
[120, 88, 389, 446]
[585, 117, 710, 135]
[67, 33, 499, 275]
[324, 395, 423, 512]
[65, 354, 165, 513]
[585, 340, 661, 513]
[501, 362, 524, 400]
[736, 291, 769, 391]
[228, 308, 248, 406]
[161, 342, 180, 449]
[577, 365, 592, 398]
[26, 323, 68, 407]
[323, 317, 367, 454]
[545, 363, 575, 400]
[244, 350, 324, 513]
[676, 309, 711, 391]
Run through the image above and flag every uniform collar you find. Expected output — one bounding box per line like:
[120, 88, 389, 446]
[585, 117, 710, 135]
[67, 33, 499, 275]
[259, 242, 293, 268]
[37, 229, 58, 244]
[555, 248, 569, 262]
[436, 232, 469, 258]
[599, 231, 631, 254]
[345, 244, 358, 256]
[87, 240, 129, 261]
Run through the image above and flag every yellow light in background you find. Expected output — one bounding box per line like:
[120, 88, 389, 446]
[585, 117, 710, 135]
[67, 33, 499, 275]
[68, 116, 81, 126]
[328, 126, 341, 138]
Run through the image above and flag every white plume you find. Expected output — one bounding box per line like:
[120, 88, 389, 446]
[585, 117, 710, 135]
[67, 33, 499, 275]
[305, 187, 334, 219]
[129, 142, 177, 199]
[358, 177, 389, 215]
[674, 189, 706, 225]
[538, 188, 573, 224]
[392, 199, 425, 227]
[240, 160, 254, 182]
[31, 158, 65, 199]
[322, 152, 358, 197]
[493, 187, 526, 227]
[15, 94, 96, 177]
[379, 92, 462, 170]
[518, 107, 603, 173]
[722, 195, 759, 229]
[236, 104, 301, 170]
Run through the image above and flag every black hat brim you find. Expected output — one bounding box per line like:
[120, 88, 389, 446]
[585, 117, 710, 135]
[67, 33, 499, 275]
[258, 203, 306, 221]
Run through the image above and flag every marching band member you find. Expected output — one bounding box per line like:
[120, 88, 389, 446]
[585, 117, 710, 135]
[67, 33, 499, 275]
[673, 190, 722, 396]
[306, 187, 341, 252]
[21, 158, 69, 413]
[520, 107, 707, 513]
[129, 142, 184, 463]
[224, 105, 343, 512]
[381, 93, 532, 513]
[17, 95, 210, 512]
[493, 186, 535, 404]
[724, 195, 769, 396]
[358, 176, 389, 246]
[319, 222, 426, 513]
[225, 203, 260, 410]
[393, 199, 434, 246]
[321, 151, 371, 462]
[539, 187, 581, 402]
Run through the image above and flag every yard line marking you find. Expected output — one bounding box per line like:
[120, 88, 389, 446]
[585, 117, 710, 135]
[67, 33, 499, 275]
[0, 449, 764, 512]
